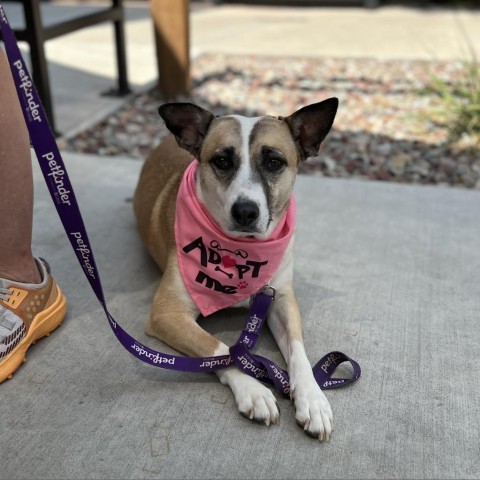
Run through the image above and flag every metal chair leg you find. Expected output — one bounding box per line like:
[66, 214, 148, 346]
[23, 0, 56, 132]
[112, 0, 130, 95]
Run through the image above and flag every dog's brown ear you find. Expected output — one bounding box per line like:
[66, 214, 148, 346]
[282, 98, 338, 161]
[158, 103, 214, 157]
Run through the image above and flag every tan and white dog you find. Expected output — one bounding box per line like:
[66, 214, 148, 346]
[133, 98, 338, 441]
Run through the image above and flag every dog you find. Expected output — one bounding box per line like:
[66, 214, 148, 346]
[133, 98, 338, 441]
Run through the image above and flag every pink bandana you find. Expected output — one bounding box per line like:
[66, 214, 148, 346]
[175, 160, 296, 316]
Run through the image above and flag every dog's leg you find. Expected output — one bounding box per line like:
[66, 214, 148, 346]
[146, 261, 279, 426]
[212, 345, 279, 426]
[267, 274, 333, 440]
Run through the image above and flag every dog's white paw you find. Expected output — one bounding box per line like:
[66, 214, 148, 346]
[291, 380, 333, 441]
[218, 367, 279, 426]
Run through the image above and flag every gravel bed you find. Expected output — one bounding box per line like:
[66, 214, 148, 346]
[63, 53, 480, 189]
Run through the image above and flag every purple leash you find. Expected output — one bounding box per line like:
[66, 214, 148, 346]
[0, 5, 360, 395]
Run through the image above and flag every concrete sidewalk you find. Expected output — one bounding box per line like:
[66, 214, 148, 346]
[2, 151, 480, 479]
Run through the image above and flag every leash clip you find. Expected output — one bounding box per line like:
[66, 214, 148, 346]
[261, 284, 276, 300]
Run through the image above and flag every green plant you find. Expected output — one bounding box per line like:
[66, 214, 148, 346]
[428, 57, 480, 143]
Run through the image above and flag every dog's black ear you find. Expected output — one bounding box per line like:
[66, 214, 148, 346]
[158, 103, 214, 157]
[282, 98, 338, 161]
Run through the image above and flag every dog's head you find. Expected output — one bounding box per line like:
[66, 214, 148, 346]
[159, 99, 338, 239]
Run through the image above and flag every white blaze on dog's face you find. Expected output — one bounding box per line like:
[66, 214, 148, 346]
[158, 99, 338, 239]
[196, 115, 300, 239]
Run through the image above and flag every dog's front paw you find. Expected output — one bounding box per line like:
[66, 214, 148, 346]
[292, 380, 333, 441]
[218, 367, 279, 426]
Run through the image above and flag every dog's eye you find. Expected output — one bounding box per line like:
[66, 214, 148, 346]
[211, 155, 233, 171]
[262, 147, 286, 172]
[263, 155, 286, 172]
[265, 157, 286, 172]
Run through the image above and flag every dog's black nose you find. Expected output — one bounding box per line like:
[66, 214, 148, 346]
[231, 200, 259, 227]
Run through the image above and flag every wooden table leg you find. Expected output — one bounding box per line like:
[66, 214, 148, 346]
[150, 0, 190, 99]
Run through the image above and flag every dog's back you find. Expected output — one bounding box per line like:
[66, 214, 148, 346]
[133, 134, 193, 271]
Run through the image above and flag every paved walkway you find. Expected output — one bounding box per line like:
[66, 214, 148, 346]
[2, 2, 480, 479]
[2, 151, 480, 479]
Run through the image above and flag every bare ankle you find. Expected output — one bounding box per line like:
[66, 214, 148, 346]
[0, 258, 42, 284]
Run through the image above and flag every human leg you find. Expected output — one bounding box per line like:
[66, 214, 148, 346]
[0, 47, 40, 284]
[0, 47, 66, 382]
